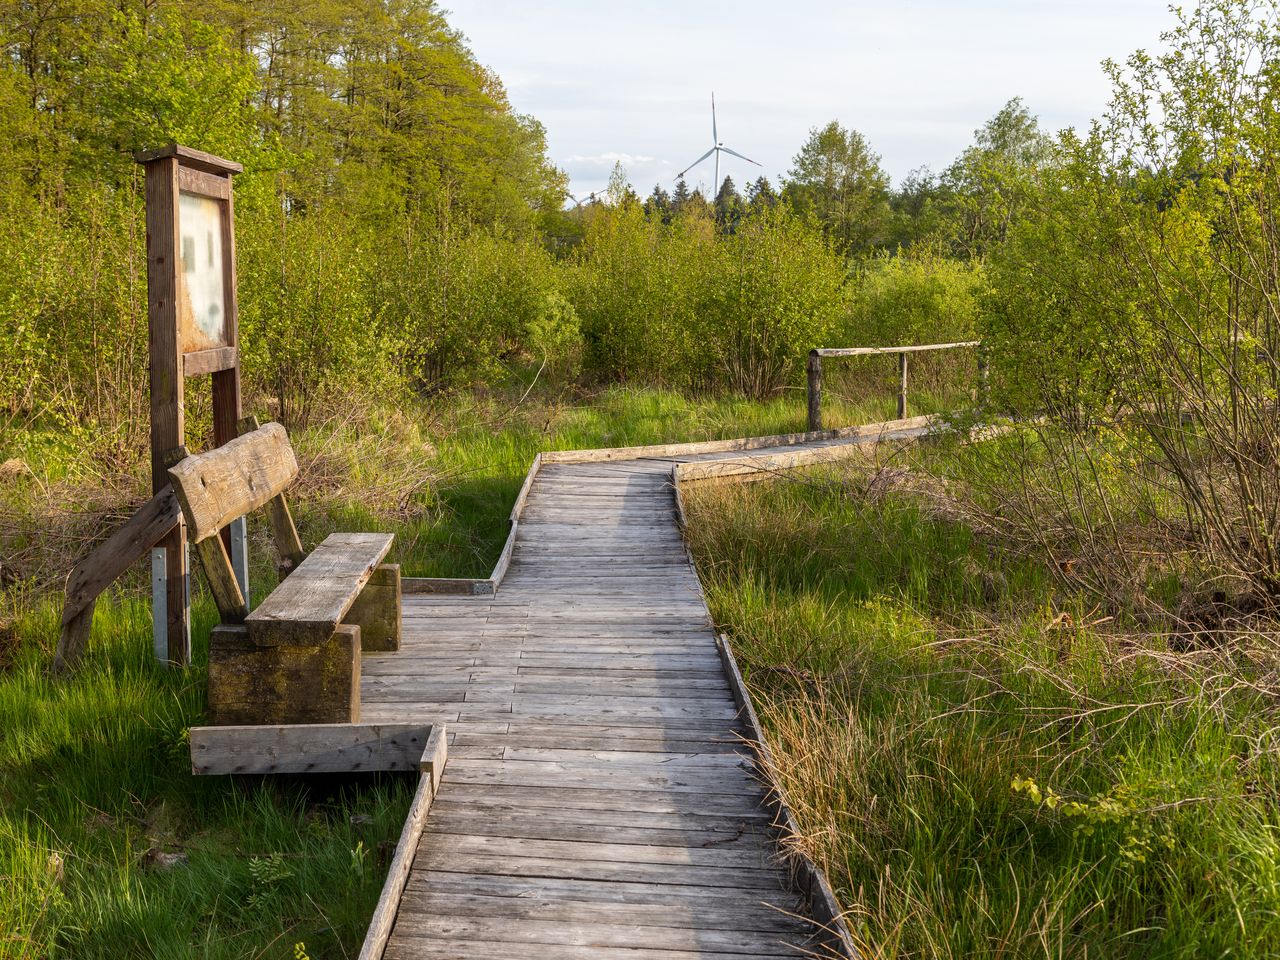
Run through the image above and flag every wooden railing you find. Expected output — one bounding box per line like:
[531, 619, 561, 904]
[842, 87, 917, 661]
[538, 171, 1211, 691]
[806, 340, 984, 430]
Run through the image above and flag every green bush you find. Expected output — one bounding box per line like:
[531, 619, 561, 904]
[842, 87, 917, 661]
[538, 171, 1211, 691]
[567, 203, 716, 388]
[848, 242, 986, 347]
[708, 208, 848, 397]
[237, 207, 389, 428]
[569, 203, 845, 396]
[370, 223, 569, 391]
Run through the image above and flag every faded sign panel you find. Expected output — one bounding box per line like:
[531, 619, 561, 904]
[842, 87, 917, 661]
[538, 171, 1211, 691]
[178, 192, 228, 351]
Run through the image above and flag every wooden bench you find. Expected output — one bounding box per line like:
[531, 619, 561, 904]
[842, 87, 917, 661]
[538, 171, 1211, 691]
[166, 418, 401, 725]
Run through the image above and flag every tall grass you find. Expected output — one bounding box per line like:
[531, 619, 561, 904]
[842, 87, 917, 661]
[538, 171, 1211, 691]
[684, 457, 1280, 959]
[0, 591, 410, 959]
[0, 385, 960, 958]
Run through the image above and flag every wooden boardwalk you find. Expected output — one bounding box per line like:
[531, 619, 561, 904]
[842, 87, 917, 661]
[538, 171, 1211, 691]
[362, 424, 928, 959]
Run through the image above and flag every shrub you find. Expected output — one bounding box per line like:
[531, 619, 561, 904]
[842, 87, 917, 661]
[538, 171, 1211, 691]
[567, 203, 715, 388]
[370, 222, 567, 392]
[569, 202, 845, 396]
[708, 208, 848, 398]
[237, 206, 387, 428]
[848, 241, 985, 347]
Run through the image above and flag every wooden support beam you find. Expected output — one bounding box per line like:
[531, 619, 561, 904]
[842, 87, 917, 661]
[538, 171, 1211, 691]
[206, 623, 360, 725]
[238, 415, 305, 573]
[144, 153, 190, 666]
[346, 563, 402, 652]
[193, 532, 249, 623]
[54, 486, 182, 672]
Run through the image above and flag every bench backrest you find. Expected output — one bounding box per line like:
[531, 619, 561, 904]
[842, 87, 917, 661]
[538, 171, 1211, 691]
[168, 422, 298, 543]
[167, 419, 306, 624]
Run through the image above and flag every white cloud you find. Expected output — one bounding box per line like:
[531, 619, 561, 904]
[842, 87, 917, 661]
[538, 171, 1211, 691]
[562, 151, 658, 167]
[447, 0, 1177, 199]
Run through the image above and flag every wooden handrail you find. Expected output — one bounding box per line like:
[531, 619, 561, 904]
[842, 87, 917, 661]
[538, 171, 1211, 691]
[807, 340, 985, 430]
[814, 340, 980, 358]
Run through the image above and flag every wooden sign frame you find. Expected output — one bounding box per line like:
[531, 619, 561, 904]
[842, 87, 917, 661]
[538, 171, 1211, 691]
[135, 144, 246, 665]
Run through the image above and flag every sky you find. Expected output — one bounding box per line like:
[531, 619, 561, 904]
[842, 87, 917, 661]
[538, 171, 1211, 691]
[443, 0, 1177, 200]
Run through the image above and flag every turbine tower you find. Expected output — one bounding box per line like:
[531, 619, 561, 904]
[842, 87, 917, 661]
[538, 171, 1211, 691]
[677, 93, 761, 192]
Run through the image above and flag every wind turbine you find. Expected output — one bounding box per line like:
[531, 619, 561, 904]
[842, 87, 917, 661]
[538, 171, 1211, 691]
[677, 93, 760, 192]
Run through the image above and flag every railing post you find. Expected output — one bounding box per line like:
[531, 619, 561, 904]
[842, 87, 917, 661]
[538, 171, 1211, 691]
[977, 346, 989, 404]
[806, 350, 823, 431]
[897, 352, 908, 420]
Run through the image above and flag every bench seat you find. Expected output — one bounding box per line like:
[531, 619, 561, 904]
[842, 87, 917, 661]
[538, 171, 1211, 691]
[167, 421, 404, 726]
[247, 532, 395, 646]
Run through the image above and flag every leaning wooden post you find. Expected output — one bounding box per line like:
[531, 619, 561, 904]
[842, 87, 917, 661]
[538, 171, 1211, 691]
[141, 152, 191, 666]
[806, 350, 823, 431]
[136, 144, 244, 666]
[897, 351, 909, 420]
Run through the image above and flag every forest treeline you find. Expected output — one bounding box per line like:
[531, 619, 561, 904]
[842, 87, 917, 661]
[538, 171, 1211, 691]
[0, 0, 1019, 443]
[6, 0, 1280, 612]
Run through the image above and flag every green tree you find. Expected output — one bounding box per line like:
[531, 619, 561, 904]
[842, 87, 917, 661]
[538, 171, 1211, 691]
[745, 175, 778, 213]
[671, 176, 691, 211]
[783, 120, 890, 255]
[645, 185, 673, 223]
[940, 98, 1055, 257]
[713, 175, 742, 231]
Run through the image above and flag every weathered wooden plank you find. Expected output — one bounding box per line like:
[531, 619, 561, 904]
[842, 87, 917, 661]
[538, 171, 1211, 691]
[420, 723, 447, 792]
[815, 340, 980, 357]
[135, 142, 244, 174]
[247, 532, 393, 644]
[183, 345, 237, 376]
[402, 577, 495, 596]
[387, 914, 808, 955]
[425, 799, 765, 835]
[395, 886, 807, 934]
[356, 730, 447, 960]
[384, 939, 798, 960]
[190, 722, 433, 775]
[417, 782, 769, 817]
[410, 834, 789, 890]
[494, 746, 746, 766]
[440, 759, 760, 796]
[425, 813, 772, 855]
[402, 869, 804, 912]
[167, 422, 298, 542]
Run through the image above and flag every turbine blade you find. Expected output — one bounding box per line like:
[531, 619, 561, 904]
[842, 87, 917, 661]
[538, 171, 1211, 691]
[718, 145, 761, 166]
[677, 147, 716, 179]
[712, 92, 718, 143]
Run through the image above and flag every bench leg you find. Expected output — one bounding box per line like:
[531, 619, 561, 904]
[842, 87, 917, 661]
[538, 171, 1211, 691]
[346, 563, 401, 652]
[207, 623, 361, 725]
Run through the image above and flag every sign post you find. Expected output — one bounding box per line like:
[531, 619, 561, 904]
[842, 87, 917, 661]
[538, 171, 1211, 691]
[135, 144, 244, 665]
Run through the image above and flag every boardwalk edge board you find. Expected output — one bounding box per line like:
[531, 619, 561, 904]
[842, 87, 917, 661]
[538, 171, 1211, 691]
[669, 449, 867, 958]
[189, 721, 438, 775]
[540, 415, 935, 465]
[359, 724, 448, 960]
[401, 454, 543, 596]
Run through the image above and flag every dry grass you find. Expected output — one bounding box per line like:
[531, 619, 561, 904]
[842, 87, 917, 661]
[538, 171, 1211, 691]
[685, 457, 1280, 959]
